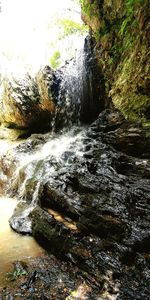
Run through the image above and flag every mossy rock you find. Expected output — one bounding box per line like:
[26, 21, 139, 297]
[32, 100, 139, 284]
[81, 0, 150, 124]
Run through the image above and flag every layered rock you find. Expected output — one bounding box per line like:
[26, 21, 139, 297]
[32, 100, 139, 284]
[5, 109, 150, 299]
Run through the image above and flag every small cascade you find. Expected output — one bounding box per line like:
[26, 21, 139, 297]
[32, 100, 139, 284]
[32, 181, 43, 205]
[0, 127, 85, 233]
[55, 43, 85, 127]
[53, 36, 106, 130]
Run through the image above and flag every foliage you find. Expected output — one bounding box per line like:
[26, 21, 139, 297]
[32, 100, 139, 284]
[119, 17, 131, 36]
[80, 0, 99, 18]
[58, 19, 88, 37]
[7, 261, 28, 281]
[102, 0, 141, 67]
[50, 50, 61, 69]
[126, 0, 143, 13]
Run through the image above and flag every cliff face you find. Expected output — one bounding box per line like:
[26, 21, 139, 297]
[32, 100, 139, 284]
[81, 0, 150, 125]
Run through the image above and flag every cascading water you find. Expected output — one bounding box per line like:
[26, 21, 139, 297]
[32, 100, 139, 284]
[0, 0, 88, 285]
[48, 35, 105, 131]
[0, 0, 104, 290]
[9, 128, 85, 205]
[0, 126, 86, 285]
[56, 46, 86, 126]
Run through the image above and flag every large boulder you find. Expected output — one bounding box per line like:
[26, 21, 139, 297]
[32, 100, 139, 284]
[0, 67, 60, 133]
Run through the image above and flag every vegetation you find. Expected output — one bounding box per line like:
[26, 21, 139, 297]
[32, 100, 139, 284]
[50, 50, 61, 69]
[79, 0, 99, 18]
[7, 262, 28, 281]
[58, 19, 88, 37]
[49, 11, 88, 69]
[80, 0, 150, 125]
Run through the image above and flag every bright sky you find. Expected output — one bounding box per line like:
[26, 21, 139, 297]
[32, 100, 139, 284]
[0, 0, 82, 76]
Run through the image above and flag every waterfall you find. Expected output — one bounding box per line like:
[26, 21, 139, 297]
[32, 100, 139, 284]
[0, 0, 103, 234]
[52, 35, 106, 130]
[53, 41, 86, 128]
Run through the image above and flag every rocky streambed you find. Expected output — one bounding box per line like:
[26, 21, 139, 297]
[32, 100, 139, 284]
[0, 109, 149, 299]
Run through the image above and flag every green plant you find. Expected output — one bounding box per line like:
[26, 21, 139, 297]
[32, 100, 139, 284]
[125, 0, 143, 15]
[58, 19, 88, 37]
[79, 0, 99, 18]
[7, 261, 28, 281]
[50, 50, 61, 69]
[119, 17, 131, 35]
[108, 57, 114, 67]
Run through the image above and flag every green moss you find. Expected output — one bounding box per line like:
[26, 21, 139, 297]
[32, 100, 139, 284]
[125, 0, 143, 13]
[80, 0, 99, 18]
[81, 0, 150, 124]
[114, 93, 150, 123]
[80, 0, 101, 33]
[111, 46, 150, 123]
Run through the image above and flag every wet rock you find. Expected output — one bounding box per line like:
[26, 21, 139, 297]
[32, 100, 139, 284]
[1, 109, 150, 299]
[0, 69, 57, 132]
[30, 206, 124, 282]
[30, 206, 72, 256]
[33, 111, 149, 298]
[79, 36, 108, 122]
[103, 126, 150, 158]
[118, 253, 150, 300]
[9, 202, 33, 234]
[42, 184, 80, 219]
[78, 211, 126, 241]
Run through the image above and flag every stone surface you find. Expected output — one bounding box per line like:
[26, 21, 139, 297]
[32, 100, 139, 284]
[0, 68, 57, 132]
[5, 109, 150, 299]
[79, 36, 107, 122]
[0, 39, 107, 135]
[81, 0, 150, 125]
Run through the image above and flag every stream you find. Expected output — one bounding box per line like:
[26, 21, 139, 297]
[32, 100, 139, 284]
[0, 128, 84, 287]
[0, 197, 43, 285]
[0, 139, 44, 287]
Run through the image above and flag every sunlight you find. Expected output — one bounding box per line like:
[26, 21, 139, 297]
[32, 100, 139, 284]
[0, 0, 82, 77]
